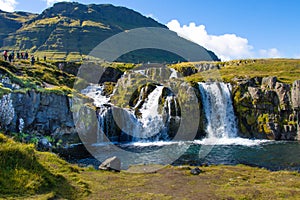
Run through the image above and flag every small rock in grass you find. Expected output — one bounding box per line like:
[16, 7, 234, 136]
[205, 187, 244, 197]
[99, 156, 121, 172]
[37, 138, 52, 151]
[190, 167, 203, 175]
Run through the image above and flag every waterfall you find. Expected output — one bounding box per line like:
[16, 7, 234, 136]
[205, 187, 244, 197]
[81, 84, 110, 107]
[82, 82, 238, 143]
[133, 86, 167, 141]
[82, 84, 112, 143]
[198, 82, 238, 139]
[82, 84, 171, 143]
[165, 96, 179, 120]
[134, 87, 145, 109]
[169, 68, 178, 79]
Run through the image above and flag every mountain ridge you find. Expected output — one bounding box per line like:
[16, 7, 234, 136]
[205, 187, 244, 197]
[0, 2, 219, 63]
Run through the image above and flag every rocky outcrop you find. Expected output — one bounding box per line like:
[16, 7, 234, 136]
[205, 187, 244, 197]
[233, 77, 300, 140]
[195, 62, 221, 72]
[109, 69, 205, 141]
[99, 67, 123, 83]
[292, 80, 300, 109]
[190, 167, 203, 175]
[8, 90, 79, 144]
[171, 62, 221, 77]
[292, 80, 300, 138]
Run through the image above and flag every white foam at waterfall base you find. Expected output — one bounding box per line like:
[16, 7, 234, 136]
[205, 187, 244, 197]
[194, 137, 272, 146]
[122, 140, 183, 147]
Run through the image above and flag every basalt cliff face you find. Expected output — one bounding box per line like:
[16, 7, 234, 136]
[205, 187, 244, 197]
[0, 91, 80, 145]
[233, 77, 300, 140]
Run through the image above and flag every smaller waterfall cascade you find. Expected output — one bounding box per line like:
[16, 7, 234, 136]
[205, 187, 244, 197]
[81, 84, 110, 107]
[134, 87, 145, 109]
[198, 82, 238, 139]
[81, 84, 112, 143]
[133, 86, 167, 140]
[169, 68, 178, 79]
[165, 95, 179, 120]
[82, 84, 173, 142]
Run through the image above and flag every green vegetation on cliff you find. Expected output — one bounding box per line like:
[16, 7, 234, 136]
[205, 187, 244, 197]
[0, 60, 76, 97]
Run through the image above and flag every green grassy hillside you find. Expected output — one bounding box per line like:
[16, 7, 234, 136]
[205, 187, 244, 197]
[2, 2, 165, 53]
[0, 10, 37, 47]
[172, 59, 300, 84]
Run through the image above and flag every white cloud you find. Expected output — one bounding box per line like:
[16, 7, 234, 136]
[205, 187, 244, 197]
[0, 0, 18, 12]
[44, 0, 71, 7]
[259, 48, 281, 58]
[166, 19, 282, 61]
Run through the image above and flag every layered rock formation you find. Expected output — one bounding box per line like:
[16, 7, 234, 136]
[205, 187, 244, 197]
[7, 91, 79, 144]
[233, 77, 299, 140]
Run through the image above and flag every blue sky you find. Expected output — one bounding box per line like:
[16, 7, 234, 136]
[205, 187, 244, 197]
[1, 0, 300, 60]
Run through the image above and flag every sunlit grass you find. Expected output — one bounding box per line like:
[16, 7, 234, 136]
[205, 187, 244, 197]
[173, 59, 300, 84]
[0, 133, 90, 199]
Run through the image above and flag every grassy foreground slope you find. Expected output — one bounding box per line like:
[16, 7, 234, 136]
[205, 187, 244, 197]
[1, 133, 300, 200]
[0, 133, 90, 199]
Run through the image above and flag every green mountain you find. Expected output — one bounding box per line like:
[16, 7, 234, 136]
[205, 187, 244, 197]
[0, 10, 37, 47]
[0, 2, 219, 62]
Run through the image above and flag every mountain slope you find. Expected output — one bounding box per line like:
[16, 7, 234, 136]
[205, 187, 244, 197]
[0, 2, 219, 62]
[2, 2, 165, 53]
[0, 10, 37, 47]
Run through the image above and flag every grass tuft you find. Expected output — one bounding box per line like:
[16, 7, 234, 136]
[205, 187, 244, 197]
[0, 133, 90, 199]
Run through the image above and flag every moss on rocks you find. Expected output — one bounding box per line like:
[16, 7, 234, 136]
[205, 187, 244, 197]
[232, 76, 299, 140]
